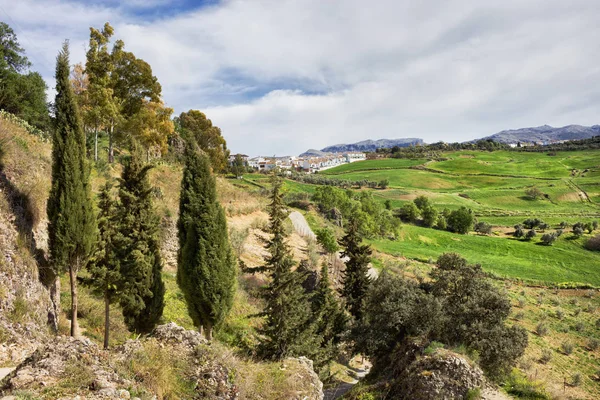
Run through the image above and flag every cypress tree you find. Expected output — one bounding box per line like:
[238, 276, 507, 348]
[248, 175, 319, 359]
[86, 182, 120, 348]
[177, 142, 236, 340]
[116, 145, 164, 333]
[339, 218, 372, 320]
[311, 262, 348, 369]
[47, 42, 96, 337]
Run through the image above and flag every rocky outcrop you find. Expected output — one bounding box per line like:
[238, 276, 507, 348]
[281, 357, 324, 400]
[0, 209, 54, 366]
[0, 323, 239, 400]
[396, 349, 485, 399]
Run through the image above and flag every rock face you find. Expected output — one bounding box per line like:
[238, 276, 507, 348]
[397, 350, 485, 400]
[281, 357, 324, 400]
[314, 138, 424, 154]
[0, 207, 54, 366]
[0, 323, 239, 400]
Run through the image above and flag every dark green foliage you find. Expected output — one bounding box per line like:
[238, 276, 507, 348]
[474, 221, 493, 235]
[421, 205, 438, 228]
[586, 234, 600, 251]
[431, 253, 527, 378]
[86, 182, 120, 348]
[540, 232, 558, 245]
[116, 146, 164, 333]
[315, 228, 339, 254]
[526, 230, 537, 240]
[0, 23, 49, 130]
[339, 219, 372, 319]
[311, 263, 348, 369]
[397, 202, 420, 222]
[413, 195, 430, 210]
[177, 143, 236, 339]
[47, 42, 96, 336]
[447, 207, 474, 234]
[513, 224, 524, 238]
[249, 175, 319, 359]
[354, 270, 441, 365]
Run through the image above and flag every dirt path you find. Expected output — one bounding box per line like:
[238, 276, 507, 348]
[323, 367, 369, 400]
[288, 211, 379, 279]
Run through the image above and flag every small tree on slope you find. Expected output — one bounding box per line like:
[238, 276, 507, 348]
[246, 175, 319, 359]
[177, 142, 236, 340]
[116, 145, 164, 333]
[339, 218, 372, 320]
[47, 42, 97, 337]
[86, 182, 120, 348]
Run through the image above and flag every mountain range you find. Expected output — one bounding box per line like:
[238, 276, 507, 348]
[301, 125, 599, 155]
[479, 124, 600, 144]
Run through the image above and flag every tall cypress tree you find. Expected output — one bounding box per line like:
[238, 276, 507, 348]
[177, 142, 236, 340]
[47, 42, 96, 337]
[87, 182, 120, 348]
[248, 175, 319, 359]
[311, 262, 348, 369]
[116, 145, 164, 333]
[339, 218, 372, 320]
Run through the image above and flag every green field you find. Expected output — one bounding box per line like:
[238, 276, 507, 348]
[369, 225, 600, 286]
[321, 150, 600, 226]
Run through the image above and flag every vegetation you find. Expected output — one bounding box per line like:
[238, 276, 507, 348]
[47, 42, 97, 337]
[115, 146, 164, 333]
[177, 142, 236, 340]
[177, 110, 229, 172]
[0, 23, 49, 130]
[339, 219, 372, 319]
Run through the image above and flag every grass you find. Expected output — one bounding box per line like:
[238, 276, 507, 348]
[321, 158, 428, 174]
[369, 225, 600, 286]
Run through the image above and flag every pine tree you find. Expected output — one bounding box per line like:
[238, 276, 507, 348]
[247, 175, 319, 359]
[311, 262, 348, 369]
[339, 218, 372, 320]
[47, 42, 96, 337]
[116, 145, 164, 333]
[177, 142, 236, 340]
[86, 182, 120, 348]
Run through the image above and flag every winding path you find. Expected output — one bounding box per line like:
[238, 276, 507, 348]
[288, 211, 379, 279]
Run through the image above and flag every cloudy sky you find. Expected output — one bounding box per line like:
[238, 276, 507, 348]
[2, 0, 599, 155]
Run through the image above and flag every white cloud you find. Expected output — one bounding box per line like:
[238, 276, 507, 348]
[2, 0, 600, 155]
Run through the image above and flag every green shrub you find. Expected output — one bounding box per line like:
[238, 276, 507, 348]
[503, 369, 550, 399]
[574, 321, 585, 332]
[571, 372, 582, 387]
[535, 323, 548, 337]
[587, 338, 599, 351]
[539, 349, 552, 364]
[465, 387, 482, 400]
[424, 341, 444, 355]
[555, 309, 564, 320]
[561, 341, 574, 355]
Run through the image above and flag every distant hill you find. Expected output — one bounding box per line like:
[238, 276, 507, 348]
[299, 148, 331, 157]
[317, 138, 424, 154]
[481, 124, 600, 144]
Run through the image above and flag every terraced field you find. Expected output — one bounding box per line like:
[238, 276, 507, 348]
[321, 150, 600, 226]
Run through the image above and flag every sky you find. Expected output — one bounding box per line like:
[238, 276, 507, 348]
[1, 0, 599, 156]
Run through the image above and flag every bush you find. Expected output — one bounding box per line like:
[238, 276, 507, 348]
[585, 234, 600, 251]
[561, 341, 574, 355]
[539, 348, 552, 364]
[535, 322, 548, 336]
[229, 227, 249, 258]
[574, 321, 585, 332]
[525, 230, 537, 240]
[540, 232, 557, 245]
[571, 372, 582, 387]
[474, 221, 493, 235]
[503, 369, 550, 399]
[525, 187, 543, 200]
[588, 338, 599, 351]
[447, 207, 474, 234]
[316, 228, 339, 254]
[555, 309, 564, 320]
[397, 202, 420, 222]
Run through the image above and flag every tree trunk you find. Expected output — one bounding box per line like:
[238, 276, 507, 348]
[203, 324, 213, 341]
[108, 123, 114, 164]
[104, 291, 110, 349]
[94, 127, 99, 162]
[69, 264, 80, 337]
